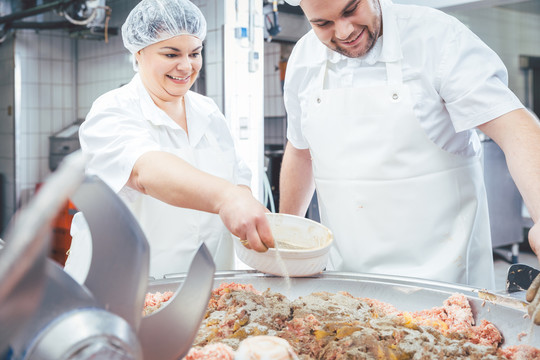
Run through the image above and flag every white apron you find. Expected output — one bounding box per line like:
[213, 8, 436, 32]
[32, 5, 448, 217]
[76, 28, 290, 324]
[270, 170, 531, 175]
[302, 59, 495, 289]
[65, 130, 236, 281]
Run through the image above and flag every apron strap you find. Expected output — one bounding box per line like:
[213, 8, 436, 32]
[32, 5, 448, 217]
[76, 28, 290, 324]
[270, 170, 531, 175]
[319, 58, 403, 89]
[317, 57, 403, 102]
[386, 60, 403, 87]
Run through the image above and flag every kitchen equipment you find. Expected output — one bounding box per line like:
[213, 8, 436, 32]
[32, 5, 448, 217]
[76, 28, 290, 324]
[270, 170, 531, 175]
[0, 151, 86, 358]
[2, 150, 218, 360]
[49, 122, 81, 172]
[70, 175, 149, 329]
[234, 213, 333, 277]
[139, 243, 216, 360]
[4, 153, 148, 359]
[506, 263, 540, 293]
[147, 270, 540, 349]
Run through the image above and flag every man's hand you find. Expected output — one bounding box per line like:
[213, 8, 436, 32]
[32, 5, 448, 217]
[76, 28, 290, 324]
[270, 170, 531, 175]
[218, 186, 274, 252]
[526, 274, 540, 325]
[526, 222, 540, 324]
[529, 222, 540, 263]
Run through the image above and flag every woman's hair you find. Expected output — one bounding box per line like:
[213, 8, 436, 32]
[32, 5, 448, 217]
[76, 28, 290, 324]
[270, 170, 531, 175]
[122, 0, 207, 54]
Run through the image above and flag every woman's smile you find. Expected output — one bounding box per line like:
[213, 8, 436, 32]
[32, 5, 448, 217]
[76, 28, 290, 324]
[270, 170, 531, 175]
[167, 74, 191, 84]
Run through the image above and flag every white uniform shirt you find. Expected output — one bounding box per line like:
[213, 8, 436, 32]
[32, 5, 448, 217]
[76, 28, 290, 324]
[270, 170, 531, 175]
[81, 73, 251, 194]
[66, 73, 251, 280]
[284, 0, 524, 157]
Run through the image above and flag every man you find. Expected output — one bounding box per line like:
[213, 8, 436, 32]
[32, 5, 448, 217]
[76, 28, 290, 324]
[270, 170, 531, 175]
[279, 0, 540, 321]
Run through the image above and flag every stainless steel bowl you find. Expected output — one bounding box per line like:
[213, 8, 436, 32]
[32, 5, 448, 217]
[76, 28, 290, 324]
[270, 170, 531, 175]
[149, 270, 540, 348]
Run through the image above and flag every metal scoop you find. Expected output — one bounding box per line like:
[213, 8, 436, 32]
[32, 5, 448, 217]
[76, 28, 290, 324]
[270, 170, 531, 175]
[139, 243, 216, 360]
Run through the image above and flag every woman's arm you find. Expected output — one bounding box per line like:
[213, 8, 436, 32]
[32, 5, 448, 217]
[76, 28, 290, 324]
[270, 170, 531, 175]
[128, 151, 274, 252]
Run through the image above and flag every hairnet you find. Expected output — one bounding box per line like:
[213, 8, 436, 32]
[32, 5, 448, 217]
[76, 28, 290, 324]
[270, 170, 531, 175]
[122, 0, 207, 54]
[284, 0, 301, 5]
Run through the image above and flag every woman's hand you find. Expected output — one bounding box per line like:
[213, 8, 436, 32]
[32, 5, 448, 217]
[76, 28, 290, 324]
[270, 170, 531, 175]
[218, 185, 274, 252]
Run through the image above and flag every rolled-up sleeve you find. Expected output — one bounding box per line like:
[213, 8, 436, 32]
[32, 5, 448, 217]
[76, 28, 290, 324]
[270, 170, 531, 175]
[80, 97, 160, 194]
[284, 40, 311, 150]
[438, 19, 523, 132]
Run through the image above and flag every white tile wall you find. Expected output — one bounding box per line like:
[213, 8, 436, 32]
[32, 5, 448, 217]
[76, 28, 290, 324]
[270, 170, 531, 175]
[12, 29, 77, 210]
[77, 34, 133, 117]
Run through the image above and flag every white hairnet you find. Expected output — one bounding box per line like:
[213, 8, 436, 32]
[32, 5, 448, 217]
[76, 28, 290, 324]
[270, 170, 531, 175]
[284, 0, 301, 5]
[122, 0, 207, 54]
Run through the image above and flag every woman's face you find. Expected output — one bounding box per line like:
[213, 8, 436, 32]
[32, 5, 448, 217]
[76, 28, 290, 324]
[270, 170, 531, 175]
[136, 34, 203, 102]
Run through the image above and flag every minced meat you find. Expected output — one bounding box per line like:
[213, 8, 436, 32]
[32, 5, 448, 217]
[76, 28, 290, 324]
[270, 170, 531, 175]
[144, 283, 540, 360]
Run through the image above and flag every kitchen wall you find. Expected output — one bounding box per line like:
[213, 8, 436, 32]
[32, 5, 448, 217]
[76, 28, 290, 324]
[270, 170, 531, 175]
[0, 0, 265, 231]
[0, 34, 15, 233]
[77, 0, 134, 119]
[0, 0, 79, 232]
[14, 29, 77, 205]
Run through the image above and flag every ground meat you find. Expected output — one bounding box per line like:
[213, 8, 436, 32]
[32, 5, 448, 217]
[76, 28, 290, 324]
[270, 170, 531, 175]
[144, 283, 540, 360]
[396, 294, 503, 347]
[184, 343, 234, 360]
[143, 290, 173, 316]
[193, 287, 291, 349]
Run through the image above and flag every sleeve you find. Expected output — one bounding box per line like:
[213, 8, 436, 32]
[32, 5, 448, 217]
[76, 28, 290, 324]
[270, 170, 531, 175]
[284, 40, 310, 150]
[234, 157, 252, 187]
[80, 96, 161, 194]
[437, 18, 524, 132]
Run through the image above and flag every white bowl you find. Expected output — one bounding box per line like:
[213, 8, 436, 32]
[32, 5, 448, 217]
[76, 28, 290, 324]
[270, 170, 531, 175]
[233, 213, 334, 277]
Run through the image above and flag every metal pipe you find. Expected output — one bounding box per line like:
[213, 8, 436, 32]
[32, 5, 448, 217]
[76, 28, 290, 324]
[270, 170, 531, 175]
[9, 21, 76, 29]
[0, 0, 78, 25]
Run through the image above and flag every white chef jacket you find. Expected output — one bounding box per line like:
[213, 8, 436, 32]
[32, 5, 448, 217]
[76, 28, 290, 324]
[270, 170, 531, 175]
[283, 0, 524, 286]
[65, 73, 251, 280]
[285, 0, 524, 155]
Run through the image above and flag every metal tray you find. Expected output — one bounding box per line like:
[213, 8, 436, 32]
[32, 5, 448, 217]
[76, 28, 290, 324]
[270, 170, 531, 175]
[148, 270, 540, 348]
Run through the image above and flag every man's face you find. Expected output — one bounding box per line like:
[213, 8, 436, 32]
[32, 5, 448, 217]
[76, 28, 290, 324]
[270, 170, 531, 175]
[301, 0, 382, 58]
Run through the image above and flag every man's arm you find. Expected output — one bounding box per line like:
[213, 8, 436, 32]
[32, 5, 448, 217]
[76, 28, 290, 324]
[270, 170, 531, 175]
[279, 142, 316, 216]
[477, 108, 540, 262]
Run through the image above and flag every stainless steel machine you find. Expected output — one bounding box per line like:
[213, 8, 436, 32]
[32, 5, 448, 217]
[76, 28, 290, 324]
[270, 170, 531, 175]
[0, 152, 215, 360]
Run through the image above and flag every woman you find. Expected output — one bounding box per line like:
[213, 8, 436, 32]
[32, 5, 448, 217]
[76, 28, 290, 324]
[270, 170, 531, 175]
[64, 0, 273, 281]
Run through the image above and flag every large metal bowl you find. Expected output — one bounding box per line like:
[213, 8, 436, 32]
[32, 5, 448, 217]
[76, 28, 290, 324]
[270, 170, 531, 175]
[148, 270, 540, 348]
